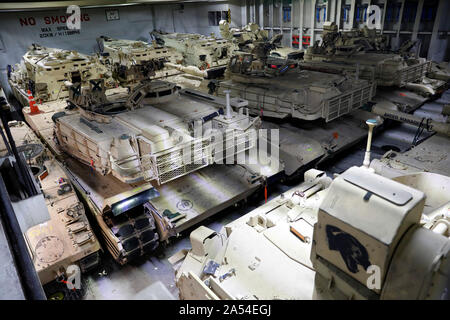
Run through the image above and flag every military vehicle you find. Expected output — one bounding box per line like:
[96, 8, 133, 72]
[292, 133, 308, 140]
[164, 35, 383, 179]
[322, 25, 449, 84]
[55, 77, 261, 263]
[211, 34, 375, 121]
[17, 49, 270, 264]
[302, 22, 445, 95]
[218, 20, 303, 60]
[151, 30, 233, 71]
[0, 113, 101, 298]
[173, 120, 450, 300]
[334, 24, 390, 52]
[56, 77, 259, 185]
[7, 44, 114, 106]
[96, 36, 184, 86]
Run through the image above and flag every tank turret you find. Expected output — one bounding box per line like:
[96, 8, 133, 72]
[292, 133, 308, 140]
[212, 35, 375, 122]
[52, 78, 261, 263]
[219, 20, 303, 60]
[173, 164, 450, 300]
[15, 44, 265, 265]
[97, 36, 184, 86]
[151, 30, 233, 71]
[302, 22, 438, 91]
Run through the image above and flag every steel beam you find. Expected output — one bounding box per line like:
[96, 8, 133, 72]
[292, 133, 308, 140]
[412, 0, 424, 41]
[428, 0, 444, 60]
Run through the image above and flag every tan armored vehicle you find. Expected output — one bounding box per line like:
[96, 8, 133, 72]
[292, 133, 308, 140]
[45, 76, 260, 264]
[212, 35, 375, 121]
[173, 122, 450, 299]
[338, 25, 390, 52]
[97, 36, 184, 86]
[302, 22, 443, 93]
[7, 44, 114, 105]
[151, 30, 233, 71]
[56, 79, 259, 185]
[219, 20, 303, 60]
[0, 120, 101, 297]
[11, 45, 277, 265]
[325, 25, 449, 84]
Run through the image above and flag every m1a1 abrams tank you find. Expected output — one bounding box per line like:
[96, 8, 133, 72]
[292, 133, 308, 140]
[302, 22, 440, 92]
[0, 117, 101, 298]
[15, 47, 269, 265]
[151, 30, 233, 71]
[46, 75, 260, 264]
[323, 25, 449, 84]
[218, 20, 304, 60]
[56, 79, 258, 185]
[7, 44, 114, 106]
[212, 34, 375, 121]
[96, 36, 184, 86]
[173, 122, 450, 300]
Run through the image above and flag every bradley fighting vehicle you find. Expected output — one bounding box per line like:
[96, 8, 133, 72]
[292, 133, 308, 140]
[0, 91, 101, 299]
[218, 20, 304, 61]
[7, 44, 114, 106]
[173, 120, 450, 300]
[212, 33, 375, 121]
[96, 36, 184, 86]
[151, 30, 233, 71]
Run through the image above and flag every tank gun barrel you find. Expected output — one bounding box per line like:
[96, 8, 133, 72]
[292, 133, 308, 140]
[371, 104, 450, 137]
[165, 62, 225, 79]
[165, 62, 208, 78]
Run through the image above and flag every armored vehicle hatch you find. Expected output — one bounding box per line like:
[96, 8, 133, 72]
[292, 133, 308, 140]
[55, 79, 259, 185]
[174, 164, 450, 300]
